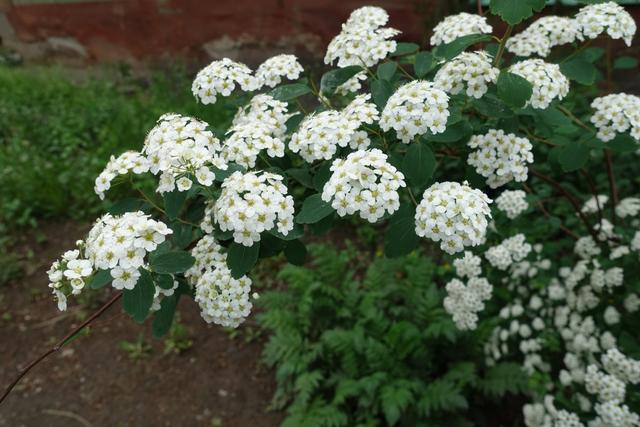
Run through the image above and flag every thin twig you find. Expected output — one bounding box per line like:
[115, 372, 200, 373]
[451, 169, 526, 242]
[557, 105, 592, 132]
[523, 183, 579, 240]
[530, 169, 600, 242]
[43, 409, 94, 427]
[0, 292, 123, 405]
[407, 187, 419, 207]
[477, 0, 483, 15]
[494, 25, 514, 67]
[581, 170, 603, 225]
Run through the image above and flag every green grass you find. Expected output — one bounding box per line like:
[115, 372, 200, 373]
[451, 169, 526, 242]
[0, 65, 235, 228]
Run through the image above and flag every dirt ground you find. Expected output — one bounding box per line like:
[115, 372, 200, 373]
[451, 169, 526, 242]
[0, 222, 283, 427]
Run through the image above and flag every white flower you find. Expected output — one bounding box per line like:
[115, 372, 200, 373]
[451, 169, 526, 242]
[585, 364, 626, 402]
[575, 236, 601, 260]
[594, 401, 640, 427]
[255, 54, 304, 88]
[576, 1, 636, 46]
[496, 190, 529, 219]
[604, 306, 621, 325]
[335, 71, 367, 96]
[186, 235, 253, 328]
[453, 251, 482, 278]
[602, 348, 640, 384]
[232, 94, 291, 137]
[582, 195, 608, 214]
[467, 130, 533, 188]
[111, 267, 140, 290]
[430, 13, 493, 46]
[325, 6, 400, 68]
[214, 171, 295, 246]
[379, 81, 450, 143]
[591, 93, 640, 143]
[486, 234, 532, 270]
[415, 181, 492, 254]
[507, 16, 583, 58]
[444, 276, 493, 330]
[509, 59, 570, 109]
[434, 51, 498, 99]
[290, 94, 378, 162]
[94, 151, 150, 200]
[616, 197, 640, 218]
[223, 122, 285, 168]
[192, 58, 259, 104]
[321, 148, 405, 222]
[142, 113, 227, 193]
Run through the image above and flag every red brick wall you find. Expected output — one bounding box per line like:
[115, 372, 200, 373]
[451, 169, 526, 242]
[0, 0, 434, 64]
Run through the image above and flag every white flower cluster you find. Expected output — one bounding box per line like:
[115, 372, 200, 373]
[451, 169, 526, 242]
[523, 397, 584, 427]
[434, 51, 499, 99]
[415, 181, 492, 254]
[95, 151, 150, 200]
[509, 59, 570, 109]
[430, 13, 493, 46]
[186, 235, 253, 328]
[496, 190, 529, 219]
[444, 277, 492, 330]
[214, 171, 294, 246]
[582, 195, 608, 214]
[335, 71, 367, 96]
[321, 149, 405, 222]
[223, 94, 291, 168]
[379, 81, 450, 143]
[616, 197, 640, 219]
[192, 58, 259, 105]
[255, 54, 304, 88]
[467, 129, 534, 188]
[590, 93, 640, 143]
[48, 211, 173, 311]
[47, 248, 93, 311]
[576, 1, 637, 46]
[143, 113, 225, 193]
[507, 17, 583, 58]
[486, 234, 532, 271]
[85, 212, 172, 290]
[290, 94, 378, 162]
[453, 251, 482, 278]
[324, 6, 399, 68]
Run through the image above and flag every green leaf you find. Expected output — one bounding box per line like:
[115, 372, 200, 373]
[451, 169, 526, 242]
[497, 71, 533, 109]
[108, 198, 144, 215]
[170, 221, 193, 249]
[88, 269, 112, 289]
[608, 134, 638, 153]
[213, 163, 245, 182]
[155, 274, 174, 290]
[434, 34, 493, 60]
[295, 194, 335, 224]
[371, 79, 393, 110]
[377, 61, 398, 81]
[286, 167, 314, 189]
[614, 56, 639, 70]
[425, 121, 472, 143]
[402, 141, 436, 187]
[259, 232, 284, 258]
[285, 113, 304, 134]
[391, 42, 419, 57]
[163, 190, 187, 219]
[151, 294, 178, 338]
[122, 269, 155, 323]
[284, 239, 307, 266]
[384, 204, 419, 258]
[312, 162, 332, 191]
[489, 0, 546, 25]
[320, 66, 362, 95]
[558, 140, 589, 172]
[381, 385, 413, 426]
[414, 51, 435, 77]
[227, 242, 260, 278]
[560, 58, 597, 85]
[149, 251, 195, 274]
[269, 83, 311, 101]
[270, 223, 304, 241]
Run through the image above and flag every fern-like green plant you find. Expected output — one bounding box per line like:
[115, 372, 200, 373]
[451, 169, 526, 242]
[258, 244, 530, 426]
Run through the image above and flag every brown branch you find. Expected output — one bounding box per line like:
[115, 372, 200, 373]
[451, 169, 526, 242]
[0, 292, 123, 405]
[604, 149, 619, 225]
[530, 169, 600, 242]
[477, 0, 483, 15]
[581, 170, 603, 225]
[523, 183, 579, 240]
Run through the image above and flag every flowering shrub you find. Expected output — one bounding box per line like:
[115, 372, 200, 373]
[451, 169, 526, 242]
[42, 1, 640, 425]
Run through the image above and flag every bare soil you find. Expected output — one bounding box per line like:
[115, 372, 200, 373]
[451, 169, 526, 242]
[0, 222, 283, 427]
